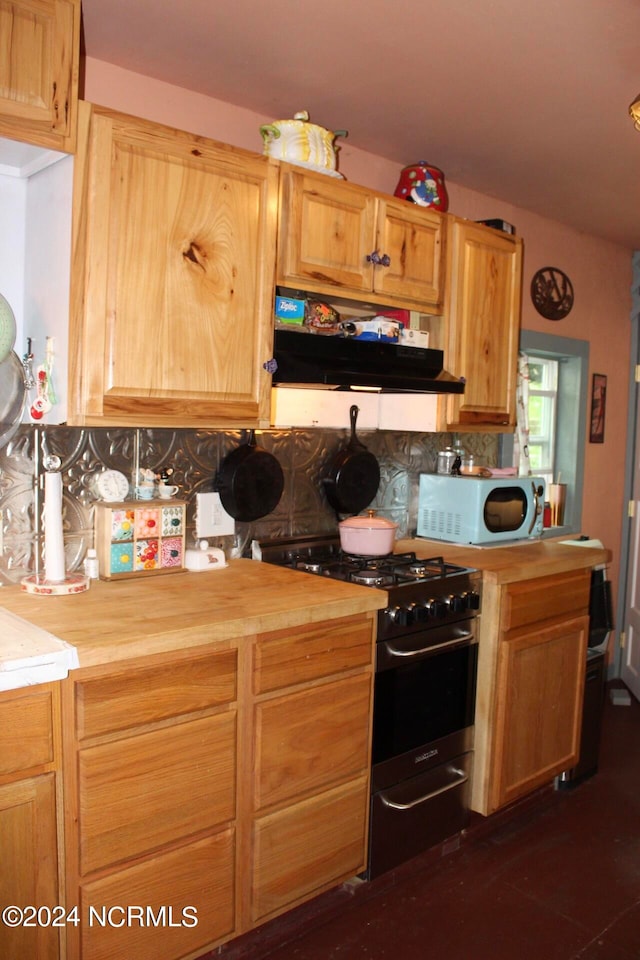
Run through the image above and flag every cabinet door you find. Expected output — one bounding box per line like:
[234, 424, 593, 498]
[277, 166, 377, 294]
[0, 0, 79, 153]
[0, 774, 59, 960]
[444, 220, 522, 430]
[491, 614, 588, 811]
[373, 198, 444, 307]
[69, 102, 278, 427]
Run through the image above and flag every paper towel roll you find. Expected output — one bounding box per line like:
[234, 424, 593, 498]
[44, 470, 66, 582]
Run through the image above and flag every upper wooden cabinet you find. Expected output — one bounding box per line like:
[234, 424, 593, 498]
[0, 0, 80, 153]
[277, 166, 445, 311]
[441, 219, 522, 431]
[68, 101, 279, 428]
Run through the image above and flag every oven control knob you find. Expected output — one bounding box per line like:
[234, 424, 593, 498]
[465, 591, 481, 610]
[447, 593, 466, 613]
[390, 605, 412, 626]
[412, 603, 430, 623]
[429, 599, 447, 619]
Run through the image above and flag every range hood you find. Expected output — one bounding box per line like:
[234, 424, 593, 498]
[272, 329, 465, 394]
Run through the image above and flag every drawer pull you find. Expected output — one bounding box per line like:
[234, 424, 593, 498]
[380, 767, 468, 810]
[384, 632, 473, 659]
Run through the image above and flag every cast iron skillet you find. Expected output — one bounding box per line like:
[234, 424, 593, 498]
[323, 405, 380, 516]
[216, 430, 284, 522]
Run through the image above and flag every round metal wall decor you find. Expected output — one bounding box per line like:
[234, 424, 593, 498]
[530, 267, 574, 320]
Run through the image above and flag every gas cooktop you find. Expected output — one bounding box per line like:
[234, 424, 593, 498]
[254, 534, 481, 640]
[254, 535, 476, 587]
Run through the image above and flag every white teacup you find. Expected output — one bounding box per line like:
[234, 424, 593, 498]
[157, 484, 179, 499]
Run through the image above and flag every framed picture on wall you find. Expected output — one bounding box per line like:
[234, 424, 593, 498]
[589, 373, 607, 443]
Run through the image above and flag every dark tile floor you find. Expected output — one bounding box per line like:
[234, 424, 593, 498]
[212, 683, 640, 960]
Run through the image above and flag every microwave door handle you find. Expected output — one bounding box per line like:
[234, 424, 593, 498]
[528, 481, 543, 535]
[379, 766, 469, 810]
[384, 632, 474, 658]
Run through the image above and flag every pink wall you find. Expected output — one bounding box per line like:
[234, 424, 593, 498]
[84, 58, 633, 604]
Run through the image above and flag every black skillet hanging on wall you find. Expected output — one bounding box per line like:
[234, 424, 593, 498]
[530, 266, 574, 321]
[215, 430, 285, 522]
[322, 405, 380, 516]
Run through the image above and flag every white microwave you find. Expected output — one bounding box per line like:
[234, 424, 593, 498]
[417, 474, 546, 545]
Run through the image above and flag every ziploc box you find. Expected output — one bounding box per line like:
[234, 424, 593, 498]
[275, 295, 305, 326]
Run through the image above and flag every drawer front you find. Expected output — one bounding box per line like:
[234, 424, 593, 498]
[252, 776, 368, 923]
[255, 674, 371, 811]
[76, 649, 237, 739]
[254, 616, 374, 694]
[501, 569, 591, 632]
[79, 712, 236, 874]
[0, 685, 56, 777]
[79, 830, 235, 960]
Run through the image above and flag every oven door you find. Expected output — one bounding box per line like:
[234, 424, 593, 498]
[372, 622, 478, 786]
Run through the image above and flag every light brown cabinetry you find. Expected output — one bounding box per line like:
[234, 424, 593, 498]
[62, 647, 239, 960]
[441, 219, 522, 431]
[473, 569, 590, 815]
[250, 614, 375, 925]
[0, 0, 79, 153]
[0, 684, 61, 960]
[68, 101, 278, 428]
[277, 166, 445, 310]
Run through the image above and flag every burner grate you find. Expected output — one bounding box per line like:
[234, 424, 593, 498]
[257, 536, 474, 587]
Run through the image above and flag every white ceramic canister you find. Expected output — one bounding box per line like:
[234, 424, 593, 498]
[259, 111, 347, 176]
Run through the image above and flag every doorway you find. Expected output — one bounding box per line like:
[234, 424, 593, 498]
[619, 250, 640, 700]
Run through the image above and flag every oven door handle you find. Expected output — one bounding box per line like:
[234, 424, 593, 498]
[384, 633, 474, 658]
[379, 767, 468, 810]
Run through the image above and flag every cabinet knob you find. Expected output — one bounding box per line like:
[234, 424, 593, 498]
[366, 250, 391, 267]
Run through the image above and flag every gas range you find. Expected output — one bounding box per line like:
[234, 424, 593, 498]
[256, 533, 481, 879]
[255, 535, 481, 641]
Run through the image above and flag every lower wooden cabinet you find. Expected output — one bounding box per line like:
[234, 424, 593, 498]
[0, 774, 60, 960]
[60, 616, 376, 959]
[250, 616, 375, 925]
[62, 646, 239, 960]
[473, 569, 591, 815]
[491, 614, 589, 810]
[0, 682, 61, 960]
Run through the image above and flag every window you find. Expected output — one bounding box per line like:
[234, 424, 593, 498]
[527, 356, 559, 489]
[500, 330, 589, 534]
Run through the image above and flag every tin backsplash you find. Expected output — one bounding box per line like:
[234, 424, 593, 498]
[0, 426, 497, 585]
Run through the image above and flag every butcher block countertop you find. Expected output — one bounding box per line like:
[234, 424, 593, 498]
[0, 540, 608, 676]
[0, 560, 386, 670]
[395, 537, 610, 584]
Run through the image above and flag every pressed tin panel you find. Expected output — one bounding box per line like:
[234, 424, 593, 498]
[0, 424, 497, 584]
